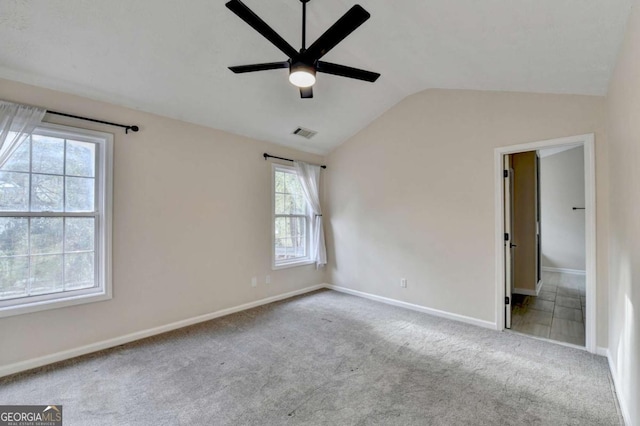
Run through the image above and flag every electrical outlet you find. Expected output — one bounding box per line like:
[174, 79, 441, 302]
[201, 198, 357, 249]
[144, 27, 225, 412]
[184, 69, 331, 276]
[265, 275, 271, 284]
[251, 277, 257, 287]
[400, 278, 407, 288]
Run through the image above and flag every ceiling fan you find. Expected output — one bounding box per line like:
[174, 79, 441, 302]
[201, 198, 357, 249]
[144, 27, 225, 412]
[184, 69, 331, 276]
[226, 0, 380, 99]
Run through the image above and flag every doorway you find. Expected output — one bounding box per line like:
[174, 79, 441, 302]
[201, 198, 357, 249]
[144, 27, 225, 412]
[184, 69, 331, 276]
[495, 134, 596, 353]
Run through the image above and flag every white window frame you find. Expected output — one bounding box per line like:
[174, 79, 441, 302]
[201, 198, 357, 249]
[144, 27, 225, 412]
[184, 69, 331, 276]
[0, 122, 113, 318]
[272, 164, 313, 270]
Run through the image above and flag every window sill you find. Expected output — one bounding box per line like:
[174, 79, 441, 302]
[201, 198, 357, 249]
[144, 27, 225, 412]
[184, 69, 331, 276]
[0, 290, 112, 318]
[272, 259, 315, 271]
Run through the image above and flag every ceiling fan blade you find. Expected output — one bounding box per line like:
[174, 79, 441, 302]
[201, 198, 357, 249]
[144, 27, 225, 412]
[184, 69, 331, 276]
[317, 61, 380, 82]
[300, 87, 313, 99]
[229, 61, 290, 73]
[226, 0, 299, 59]
[305, 5, 370, 60]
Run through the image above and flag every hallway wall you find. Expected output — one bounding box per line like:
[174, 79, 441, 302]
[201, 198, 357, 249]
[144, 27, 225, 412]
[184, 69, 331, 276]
[540, 146, 586, 272]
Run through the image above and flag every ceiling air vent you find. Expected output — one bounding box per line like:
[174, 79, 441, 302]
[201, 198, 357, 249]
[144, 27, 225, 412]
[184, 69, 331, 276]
[292, 127, 317, 140]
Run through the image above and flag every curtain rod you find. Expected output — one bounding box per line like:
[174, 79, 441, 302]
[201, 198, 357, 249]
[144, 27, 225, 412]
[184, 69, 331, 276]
[47, 110, 139, 134]
[263, 153, 326, 169]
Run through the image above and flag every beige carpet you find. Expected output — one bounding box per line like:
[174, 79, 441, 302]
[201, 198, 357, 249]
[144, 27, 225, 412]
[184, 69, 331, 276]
[0, 289, 623, 425]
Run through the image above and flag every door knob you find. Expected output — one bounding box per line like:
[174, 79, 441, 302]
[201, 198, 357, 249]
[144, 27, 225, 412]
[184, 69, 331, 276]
[510, 243, 517, 248]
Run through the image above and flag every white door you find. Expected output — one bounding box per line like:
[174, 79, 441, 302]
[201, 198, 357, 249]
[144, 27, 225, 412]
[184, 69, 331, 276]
[504, 155, 514, 329]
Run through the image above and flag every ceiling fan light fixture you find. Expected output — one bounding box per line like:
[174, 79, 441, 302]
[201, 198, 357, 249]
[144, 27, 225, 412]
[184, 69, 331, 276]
[289, 62, 316, 87]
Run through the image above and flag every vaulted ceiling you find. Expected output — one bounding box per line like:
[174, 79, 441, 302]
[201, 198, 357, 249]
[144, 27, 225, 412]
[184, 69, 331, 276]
[0, 0, 633, 154]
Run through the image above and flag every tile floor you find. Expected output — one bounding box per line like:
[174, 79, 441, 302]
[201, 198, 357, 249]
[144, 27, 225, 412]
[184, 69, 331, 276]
[511, 271, 586, 346]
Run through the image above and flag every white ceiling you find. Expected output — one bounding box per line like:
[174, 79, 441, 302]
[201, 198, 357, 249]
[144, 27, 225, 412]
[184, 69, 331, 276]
[0, 0, 633, 154]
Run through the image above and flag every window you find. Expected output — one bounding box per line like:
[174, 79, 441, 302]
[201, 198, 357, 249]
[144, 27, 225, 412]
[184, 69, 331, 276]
[272, 164, 311, 269]
[0, 123, 112, 317]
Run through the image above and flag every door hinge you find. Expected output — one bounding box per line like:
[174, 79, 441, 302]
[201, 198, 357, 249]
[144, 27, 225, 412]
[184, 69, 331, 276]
[504, 233, 509, 241]
[504, 170, 508, 178]
[505, 296, 510, 305]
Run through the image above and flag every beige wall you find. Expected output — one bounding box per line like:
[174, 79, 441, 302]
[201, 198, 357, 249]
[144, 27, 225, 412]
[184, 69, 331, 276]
[325, 89, 609, 347]
[540, 146, 586, 271]
[0, 78, 326, 367]
[605, 0, 640, 423]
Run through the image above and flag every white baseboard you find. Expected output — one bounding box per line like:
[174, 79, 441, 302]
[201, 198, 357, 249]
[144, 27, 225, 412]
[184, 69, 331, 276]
[603, 348, 633, 426]
[0, 284, 325, 378]
[542, 266, 586, 275]
[324, 284, 497, 330]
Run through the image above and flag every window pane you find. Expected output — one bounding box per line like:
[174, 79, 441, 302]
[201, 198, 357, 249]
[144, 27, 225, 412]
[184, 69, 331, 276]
[274, 216, 307, 262]
[283, 172, 292, 192]
[66, 141, 95, 177]
[32, 135, 64, 175]
[286, 194, 305, 215]
[274, 169, 306, 215]
[65, 218, 95, 252]
[31, 217, 63, 254]
[65, 252, 94, 290]
[283, 238, 293, 259]
[275, 171, 285, 193]
[279, 195, 299, 214]
[0, 257, 29, 300]
[0, 218, 28, 256]
[30, 254, 63, 295]
[31, 174, 63, 211]
[275, 217, 287, 239]
[283, 194, 292, 214]
[0, 140, 30, 172]
[0, 171, 29, 211]
[65, 177, 94, 212]
[275, 241, 281, 258]
[275, 193, 285, 214]
[275, 237, 287, 260]
[289, 217, 306, 258]
[285, 172, 300, 194]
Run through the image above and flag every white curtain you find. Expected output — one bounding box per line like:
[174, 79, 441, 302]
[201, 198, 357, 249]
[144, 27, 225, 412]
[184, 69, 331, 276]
[294, 161, 327, 267]
[0, 101, 46, 168]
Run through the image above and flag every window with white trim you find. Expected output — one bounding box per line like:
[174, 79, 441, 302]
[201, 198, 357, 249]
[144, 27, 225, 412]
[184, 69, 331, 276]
[272, 164, 311, 269]
[0, 123, 112, 317]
